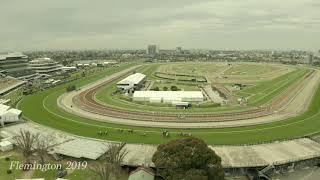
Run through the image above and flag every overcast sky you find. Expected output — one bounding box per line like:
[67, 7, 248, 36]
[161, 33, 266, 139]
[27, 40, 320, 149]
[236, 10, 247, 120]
[0, 0, 319, 51]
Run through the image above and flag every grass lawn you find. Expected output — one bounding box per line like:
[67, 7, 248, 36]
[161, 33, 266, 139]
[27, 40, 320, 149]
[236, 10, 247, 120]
[224, 63, 282, 76]
[18, 63, 320, 145]
[235, 68, 310, 105]
[0, 152, 23, 180]
[151, 81, 200, 91]
[95, 64, 308, 113]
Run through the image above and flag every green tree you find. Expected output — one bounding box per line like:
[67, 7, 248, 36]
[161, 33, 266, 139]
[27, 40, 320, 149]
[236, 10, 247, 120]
[153, 86, 160, 91]
[90, 143, 128, 180]
[152, 137, 224, 180]
[163, 86, 168, 91]
[170, 85, 178, 91]
[66, 85, 76, 92]
[35, 135, 53, 165]
[13, 130, 39, 164]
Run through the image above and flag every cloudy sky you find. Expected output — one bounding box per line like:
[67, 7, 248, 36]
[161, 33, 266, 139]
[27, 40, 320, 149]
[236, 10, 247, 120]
[0, 0, 319, 51]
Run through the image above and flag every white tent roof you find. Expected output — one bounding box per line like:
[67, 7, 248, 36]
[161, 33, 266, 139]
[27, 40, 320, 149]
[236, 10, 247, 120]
[133, 91, 204, 99]
[0, 140, 13, 147]
[6, 109, 22, 115]
[0, 104, 10, 113]
[117, 73, 146, 85]
[0, 108, 22, 117]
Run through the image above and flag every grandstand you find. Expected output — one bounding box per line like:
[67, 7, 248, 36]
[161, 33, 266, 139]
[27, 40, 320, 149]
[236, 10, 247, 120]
[0, 75, 26, 95]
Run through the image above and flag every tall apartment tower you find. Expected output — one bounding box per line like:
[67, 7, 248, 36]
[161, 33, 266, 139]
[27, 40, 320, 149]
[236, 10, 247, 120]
[308, 54, 313, 65]
[147, 45, 159, 55]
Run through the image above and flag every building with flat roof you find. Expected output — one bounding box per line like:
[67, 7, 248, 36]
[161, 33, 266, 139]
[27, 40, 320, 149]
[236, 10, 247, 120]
[0, 52, 36, 79]
[133, 91, 204, 103]
[29, 58, 63, 75]
[117, 73, 146, 91]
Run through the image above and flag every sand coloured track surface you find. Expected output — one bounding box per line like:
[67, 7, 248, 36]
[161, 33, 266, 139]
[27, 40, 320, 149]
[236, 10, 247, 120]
[56, 64, 320, 129]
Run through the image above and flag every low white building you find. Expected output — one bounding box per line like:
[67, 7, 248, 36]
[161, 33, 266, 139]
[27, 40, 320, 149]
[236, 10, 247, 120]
[133, 91, 204, 103]
[0, 104, 22, 125]
[117, 73, 146, 91]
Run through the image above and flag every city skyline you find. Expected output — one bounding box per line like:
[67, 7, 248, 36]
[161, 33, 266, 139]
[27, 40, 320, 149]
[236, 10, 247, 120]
[0, 0, 320, 51]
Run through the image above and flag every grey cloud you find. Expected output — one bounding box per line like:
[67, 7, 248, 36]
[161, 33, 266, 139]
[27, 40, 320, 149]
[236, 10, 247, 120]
[0, 0, 319, 51]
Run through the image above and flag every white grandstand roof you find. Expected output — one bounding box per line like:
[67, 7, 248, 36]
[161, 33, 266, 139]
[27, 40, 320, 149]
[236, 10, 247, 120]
[5, 108, 22, 116]
[133, 91, 204, 99]
[50, 138, 109, 160]
[117, 73, 146, 85]
[0, 104, 10, 113]
[0, 52, 27, 60]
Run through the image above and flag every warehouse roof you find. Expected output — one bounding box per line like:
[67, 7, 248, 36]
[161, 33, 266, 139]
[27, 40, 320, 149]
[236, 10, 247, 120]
[0, 52, 27, 60]
[133, 91, 204, 99]
[117, 73, 146, 85]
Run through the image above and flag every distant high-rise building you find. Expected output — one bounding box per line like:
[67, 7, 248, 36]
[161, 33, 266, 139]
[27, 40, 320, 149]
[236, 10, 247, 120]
[308, 54, 313, 65]
[147, 45, 159, 55]
[176, 47, 182, 53]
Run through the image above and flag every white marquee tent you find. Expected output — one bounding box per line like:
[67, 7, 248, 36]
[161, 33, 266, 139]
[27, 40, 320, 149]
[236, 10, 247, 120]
[133, 91, 204, 103]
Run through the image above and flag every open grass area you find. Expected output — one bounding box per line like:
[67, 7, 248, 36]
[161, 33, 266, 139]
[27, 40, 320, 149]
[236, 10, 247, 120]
[95, 64, 307, 113]
[0, 151, 98, 180]
[95, 64, 249, 113]
[0, 152, 23, 180]
[17, 63, 320, 145]
[158, 62, 227, 76]
[224, 63, 282, 76]
[235, 68, 310, 105]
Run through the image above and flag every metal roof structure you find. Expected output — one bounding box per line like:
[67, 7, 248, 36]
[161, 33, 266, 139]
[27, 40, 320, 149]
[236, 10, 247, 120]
[133, 91, 204, 102]
[50, 138, 110, 160]
[117, 73, 146, 85]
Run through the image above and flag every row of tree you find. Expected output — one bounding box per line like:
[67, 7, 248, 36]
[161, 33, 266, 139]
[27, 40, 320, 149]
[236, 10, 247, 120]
[152, 85, 179, 91]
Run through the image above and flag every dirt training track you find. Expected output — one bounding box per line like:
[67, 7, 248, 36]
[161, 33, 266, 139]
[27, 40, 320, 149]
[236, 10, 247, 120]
[57, 64, 320, 129]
